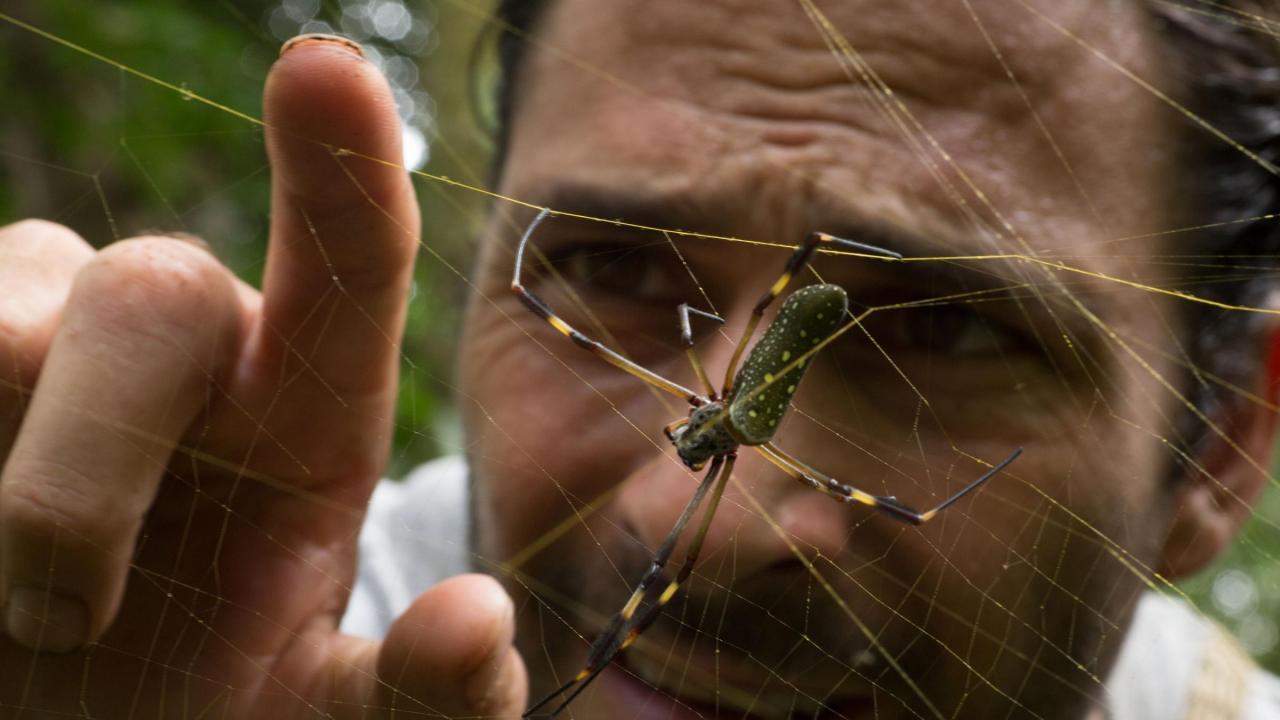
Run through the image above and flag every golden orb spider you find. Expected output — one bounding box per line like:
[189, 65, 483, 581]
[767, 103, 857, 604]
[512, 207, 1023, 718]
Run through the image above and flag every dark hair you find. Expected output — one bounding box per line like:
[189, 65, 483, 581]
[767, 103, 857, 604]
[489, 1, 1280, 465]
[491, 0, 550, 177]
[1146, 4, 1280, 463]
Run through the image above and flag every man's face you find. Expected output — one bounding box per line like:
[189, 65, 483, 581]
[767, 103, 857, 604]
[459, 1, 1185, 717]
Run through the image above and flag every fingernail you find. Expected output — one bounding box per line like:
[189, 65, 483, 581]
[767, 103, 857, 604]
[280, 33, 365, 59]
[5, 586, 88, 653]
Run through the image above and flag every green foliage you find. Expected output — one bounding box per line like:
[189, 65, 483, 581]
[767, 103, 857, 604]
[1, 0, 486, 475]
[2, 1, 275, 273]
[1179, 484, 1280, 670]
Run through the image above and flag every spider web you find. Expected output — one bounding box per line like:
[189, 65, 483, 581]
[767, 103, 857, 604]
[2, 0, 1280, 718]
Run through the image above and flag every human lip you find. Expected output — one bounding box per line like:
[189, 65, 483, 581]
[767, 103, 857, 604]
[596, 653, 877, 720]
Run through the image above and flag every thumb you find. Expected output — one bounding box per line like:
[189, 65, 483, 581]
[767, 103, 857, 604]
[327, 574, 528, 719]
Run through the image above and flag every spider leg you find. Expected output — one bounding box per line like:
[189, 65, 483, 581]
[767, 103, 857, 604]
[525, 453, 736, 719]
[513, 207, 706, 405]
[677, 303, 724, 398]
[722, 231, 901, 396]
[756, 443, 1021, 525]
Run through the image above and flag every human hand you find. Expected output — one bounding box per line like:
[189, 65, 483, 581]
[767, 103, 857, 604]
[0, 35, 525, 718]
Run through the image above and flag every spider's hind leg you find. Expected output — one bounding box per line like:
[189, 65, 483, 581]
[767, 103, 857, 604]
[523, 453, 735, 718]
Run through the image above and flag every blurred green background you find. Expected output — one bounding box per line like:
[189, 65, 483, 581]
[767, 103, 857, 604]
[1, 0, 494, 476]
[2, 0, 1278, 676]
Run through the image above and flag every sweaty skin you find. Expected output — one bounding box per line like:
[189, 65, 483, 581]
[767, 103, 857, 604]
[460, 1, 1273, 718]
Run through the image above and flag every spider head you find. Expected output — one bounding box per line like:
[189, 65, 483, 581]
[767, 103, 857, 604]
[672, 402, 738, 470]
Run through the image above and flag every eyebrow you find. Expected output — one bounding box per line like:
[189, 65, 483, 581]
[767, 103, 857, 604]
[530, 181, 1001, 263]
[528, 182, 717, 239]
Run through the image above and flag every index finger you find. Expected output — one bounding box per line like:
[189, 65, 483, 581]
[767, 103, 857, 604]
[251, 35, 420, 469]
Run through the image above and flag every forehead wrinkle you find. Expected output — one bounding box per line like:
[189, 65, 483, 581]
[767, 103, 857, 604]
[534, 0, 1161, 144]
[604, 0, 1082, 123]
[515, 0, 1175, 273]
[529, 0, 1150, 158]
[531, 0, 1151, 242]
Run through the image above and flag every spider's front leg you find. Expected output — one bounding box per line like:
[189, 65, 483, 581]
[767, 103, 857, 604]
[512, 207, 706, 405]
[676, 302, 724, 398]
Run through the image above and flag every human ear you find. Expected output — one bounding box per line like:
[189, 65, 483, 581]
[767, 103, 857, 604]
[1157, 318, 1280, 579]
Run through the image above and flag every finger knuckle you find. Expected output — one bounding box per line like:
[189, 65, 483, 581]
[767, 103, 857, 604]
[77, 237, 237, 342]
[0, 223, 93, 381]
[0, 319, 55, 404]
[0, 315, 47, 391]
[0, 220, 90, 256]
[0, 459, 134, 549]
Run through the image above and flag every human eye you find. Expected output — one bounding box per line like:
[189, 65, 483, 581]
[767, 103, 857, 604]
[838, 298, 1048, 380]
[526, 236, 703, 363]
[549, 239, 692, 306]
[879, 302, 1028, 358]
[829, 300, 1050, 411]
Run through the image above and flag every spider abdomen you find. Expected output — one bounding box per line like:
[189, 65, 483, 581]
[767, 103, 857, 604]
[728, 284, 848, 445]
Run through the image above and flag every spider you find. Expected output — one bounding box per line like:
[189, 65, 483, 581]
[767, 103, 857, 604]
[512, 207, 1023, 718]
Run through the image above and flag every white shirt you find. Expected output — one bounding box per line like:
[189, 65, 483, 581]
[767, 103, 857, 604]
[341, 456, 1280, 719]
